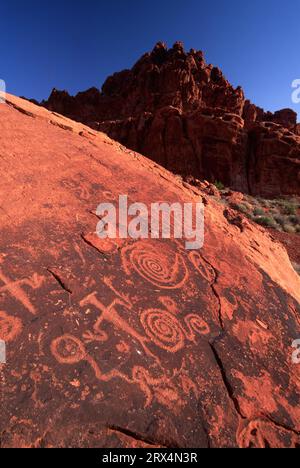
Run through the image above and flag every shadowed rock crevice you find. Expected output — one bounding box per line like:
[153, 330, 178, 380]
[106, 425, 170, 448]
[46, 269, 73, 295]
[209, 340, 245, 419]
[201, 254, 224, 330]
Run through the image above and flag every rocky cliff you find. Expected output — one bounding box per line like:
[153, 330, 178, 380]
[0, 95, 300, 447]
[42, 42, 300, 198]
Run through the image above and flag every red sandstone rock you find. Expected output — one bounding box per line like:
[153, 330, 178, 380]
[41, 42, 300, 198]
[0, 95, 300, 448]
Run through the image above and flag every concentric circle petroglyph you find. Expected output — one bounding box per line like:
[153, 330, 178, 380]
[140, 309, 185, 352]
[51, 334, 86, 364]
[122, 241, 188, 289]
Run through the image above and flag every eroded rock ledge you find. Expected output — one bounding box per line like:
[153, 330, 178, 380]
[41, 42, 300, 198]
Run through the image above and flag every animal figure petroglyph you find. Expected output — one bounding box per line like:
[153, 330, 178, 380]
[50, 333, 180, 408]
[0, 269, 44, 315]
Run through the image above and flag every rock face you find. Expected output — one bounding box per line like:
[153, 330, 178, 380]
[42, 42, 300, 198]
[0, 95, 300, 448]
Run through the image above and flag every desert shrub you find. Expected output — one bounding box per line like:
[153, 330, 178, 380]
[269, 207, 279, 214]
[261, 199, 273, 208]
[288, 215, 299, 224]
[214, 180, 225, 191]
[250, 198, 260, 207]
[282, 202, 297, 216]
[283, 224, 296, 234]
[229, 203, 251, 215]
[253, 216, 277, 228]
[237, 204, 251, 214]
[253, 207, 265, 216]
[273, 215, 286, 226]
[290, 214, 300, 223]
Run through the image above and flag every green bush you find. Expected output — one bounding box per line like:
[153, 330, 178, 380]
[253, 216, 277, 228]
[283, 203, 297, 216]
[214, 180, 225, 191]
[253, 207, 265, 216]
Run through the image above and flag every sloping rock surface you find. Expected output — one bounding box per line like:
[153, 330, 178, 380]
[42, 42, 300, 198]
[0, 95, 300, 448]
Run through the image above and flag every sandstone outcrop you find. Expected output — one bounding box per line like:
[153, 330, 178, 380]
[42, 42, 300, 198]
[0, 95, 300, 448]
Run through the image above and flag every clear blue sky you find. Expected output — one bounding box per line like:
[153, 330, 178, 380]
[1, 0, 299, 115]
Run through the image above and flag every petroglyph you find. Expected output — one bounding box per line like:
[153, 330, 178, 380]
[79, 292, 158, 360]
[183, 314, 210, 341]
[140, 309, 185, 353]
[0, 270, 44, 315]
[51, 334, 132, 383]
[140, 309, 210, 352]
[132, 366, 182, 409]
[51, 334, 180, 408]
[159, 296, 179, 314]
[236, 418, 300, 449]
[189, 251, 215, 284]
[121, 240, 189, 289]
[0, 311, 22, 342]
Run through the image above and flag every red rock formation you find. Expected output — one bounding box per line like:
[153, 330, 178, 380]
[42, 42, 300, 197]
[0, 95, 300, 448]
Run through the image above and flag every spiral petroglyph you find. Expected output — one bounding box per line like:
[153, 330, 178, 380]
[122, 241, 188, 289]
[183, 314, 210, 341]
[140, 309, 185, 352]
[140, 309, 211, 352]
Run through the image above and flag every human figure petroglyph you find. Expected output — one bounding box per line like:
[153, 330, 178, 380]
[0, 310, 22, 342]
[121, 241, 189, 289]
[0, 269, 44, 315]
[103, 276, 131, 308]
[79, 292, 159, 361]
